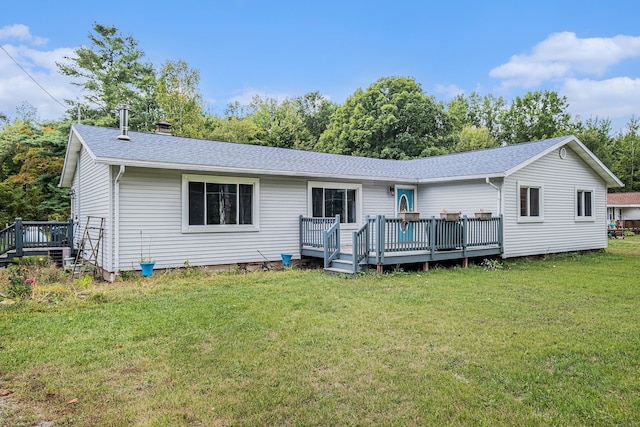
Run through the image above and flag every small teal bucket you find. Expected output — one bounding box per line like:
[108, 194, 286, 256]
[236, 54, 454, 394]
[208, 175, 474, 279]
[280, 254, 293, 267]
[140, 261, 155, 277]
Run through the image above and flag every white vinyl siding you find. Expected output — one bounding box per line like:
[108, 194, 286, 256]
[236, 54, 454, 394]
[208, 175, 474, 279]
[362, 182, 397, 219]
[73, 147, 112, 271]
[118, 169, 306, 270]
[116, 173, 399, 270]
[503, 146, 608, 258]
[416, 180, 501, 219]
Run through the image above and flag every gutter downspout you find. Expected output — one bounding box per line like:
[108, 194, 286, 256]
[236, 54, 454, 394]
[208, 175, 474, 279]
[114, 165, 126, 277]
[485, 177, 501, 215]
[486, 177, 504, 258]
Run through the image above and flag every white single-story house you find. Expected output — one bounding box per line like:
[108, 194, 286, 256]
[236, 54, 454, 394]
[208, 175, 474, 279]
[59, 122, 622, 280]
[607, 192, 640, 233]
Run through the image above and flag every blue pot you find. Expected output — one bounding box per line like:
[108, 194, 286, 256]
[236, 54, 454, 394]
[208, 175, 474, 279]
[139, 261, 155, 277]
[280, 254, 293, 267]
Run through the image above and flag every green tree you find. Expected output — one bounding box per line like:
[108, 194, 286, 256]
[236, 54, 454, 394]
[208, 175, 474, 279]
[291, 91, 337, 149]
[317, 77, 450, 159]
[446, 92, 505, 141]
[57, 23, 157, 131]
[500, 91, 572, 145]
[246, 95, 280, 145]
[205, 116, 261, 144]
[156, 60, 204, 138]
[454, 126, 499, 152]
[0, 120, 70, 223]
[571, 117, 615, 170]
[614, 116, 640, 191]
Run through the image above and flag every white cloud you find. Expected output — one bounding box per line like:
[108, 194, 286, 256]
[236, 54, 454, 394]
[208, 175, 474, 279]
[0, 26, 79, 121]
[490, 32, 640, 87]
[434, 83, 464, 99]
[561, 77, 640, 120]
[227, 88, 290, 106]
[0, 24, 48, 46]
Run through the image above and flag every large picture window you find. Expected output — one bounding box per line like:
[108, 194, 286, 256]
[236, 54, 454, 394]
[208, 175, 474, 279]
[308, 182, 361, 224]
[518, 182, 543, 222]
[576, 188, 594, 221]
[183, 175, 258, 232]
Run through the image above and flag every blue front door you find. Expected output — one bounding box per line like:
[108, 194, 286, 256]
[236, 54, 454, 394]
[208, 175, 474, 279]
[397, 188, 415, 242]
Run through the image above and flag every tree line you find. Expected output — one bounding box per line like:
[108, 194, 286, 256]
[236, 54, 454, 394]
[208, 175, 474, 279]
[1, 23, 639, 224]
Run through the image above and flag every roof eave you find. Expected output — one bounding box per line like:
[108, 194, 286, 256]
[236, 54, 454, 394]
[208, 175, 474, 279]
[417, 173, 506, 184]
[58, 127, 81, 187]
[92, 157, 418, 183]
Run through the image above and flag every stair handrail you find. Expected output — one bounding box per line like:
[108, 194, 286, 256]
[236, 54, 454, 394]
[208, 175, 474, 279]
[352, 218, 370, 274]
[0, 223, 17, 256]
[323, 215, 341, 269]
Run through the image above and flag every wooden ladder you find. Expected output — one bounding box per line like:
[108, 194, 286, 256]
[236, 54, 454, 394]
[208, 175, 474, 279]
[73, 216, 105, 278]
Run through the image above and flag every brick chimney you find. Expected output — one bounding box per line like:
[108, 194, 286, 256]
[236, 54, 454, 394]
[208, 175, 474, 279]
[156, 121, 172, 135]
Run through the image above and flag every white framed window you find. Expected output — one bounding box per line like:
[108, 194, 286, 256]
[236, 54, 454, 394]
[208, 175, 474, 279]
[182, 174, 259, 233]
[575, 188, 595, 221]
[308, 181, 362, 224]
[517, 181, 544, 223]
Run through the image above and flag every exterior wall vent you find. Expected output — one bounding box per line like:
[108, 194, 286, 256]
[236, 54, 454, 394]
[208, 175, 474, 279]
[117, 105, 131, 141]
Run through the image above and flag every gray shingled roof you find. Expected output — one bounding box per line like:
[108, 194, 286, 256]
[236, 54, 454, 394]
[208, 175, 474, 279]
[71, 124, 576, 182]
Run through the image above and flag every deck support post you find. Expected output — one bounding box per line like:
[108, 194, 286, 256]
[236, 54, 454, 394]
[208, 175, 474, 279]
[377, 264, 383, 274]
[15, 217, 23, 257]
[462, 257, 468, 268]
[423, 261, 429, 271]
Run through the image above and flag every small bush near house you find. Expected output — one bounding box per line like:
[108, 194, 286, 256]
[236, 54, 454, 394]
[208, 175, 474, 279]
[6, 265, 36, 299]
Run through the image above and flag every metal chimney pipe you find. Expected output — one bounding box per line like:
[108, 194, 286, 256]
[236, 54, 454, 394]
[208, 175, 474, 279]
[117, 104, 130, 141]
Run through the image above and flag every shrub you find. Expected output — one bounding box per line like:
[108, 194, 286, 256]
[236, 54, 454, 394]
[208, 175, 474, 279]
[481, 258, 503, 271]
[7, 265, 36, 299]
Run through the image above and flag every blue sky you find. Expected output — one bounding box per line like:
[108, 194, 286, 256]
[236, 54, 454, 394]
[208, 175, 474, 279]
[2, 0, 640, 133]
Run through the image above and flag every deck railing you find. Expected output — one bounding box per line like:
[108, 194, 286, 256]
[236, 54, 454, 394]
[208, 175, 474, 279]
[0, 218, 74, 257]
[299, 216, 339, 249]
[323, 216, 341, 269]
[0, 223, 16, 255]
[352, 219, 370, 273]
[300, 214, 503, 272]
[373, 216, 503, 252]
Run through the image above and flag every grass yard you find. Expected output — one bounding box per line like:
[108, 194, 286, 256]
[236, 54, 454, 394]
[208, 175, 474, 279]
[1, 238, 640, 426]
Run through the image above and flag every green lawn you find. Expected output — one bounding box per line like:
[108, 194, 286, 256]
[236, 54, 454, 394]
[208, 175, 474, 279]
[1, 238, 639, 426]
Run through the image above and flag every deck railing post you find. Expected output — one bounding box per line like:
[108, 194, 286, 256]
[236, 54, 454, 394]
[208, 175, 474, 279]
[335, 215, 340, 251]
[323, 230, 329, 269]
[429, 216, 436, 259]
[377, 215, 385, 266]
[67, 218, 74, 248]
[462, 215, 468, 257]
[352, 229, 358, 274]
[15, 217, 24, 257]
[299, 215, 303, 256]
[498, 214, 504, 254]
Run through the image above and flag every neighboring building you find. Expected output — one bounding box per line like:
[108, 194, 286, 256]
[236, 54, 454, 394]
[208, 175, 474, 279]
[607, 192, 640, 221]
[60, 123, 622, 280]
[607, 192, 640, 234]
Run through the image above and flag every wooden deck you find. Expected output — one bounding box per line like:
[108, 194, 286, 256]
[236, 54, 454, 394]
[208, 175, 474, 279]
[300, 215, 503, 274]
[1, 218, 74, 266]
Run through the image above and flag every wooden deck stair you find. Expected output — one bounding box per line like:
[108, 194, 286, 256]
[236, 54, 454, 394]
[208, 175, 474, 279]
[324, 250, 366, 275]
